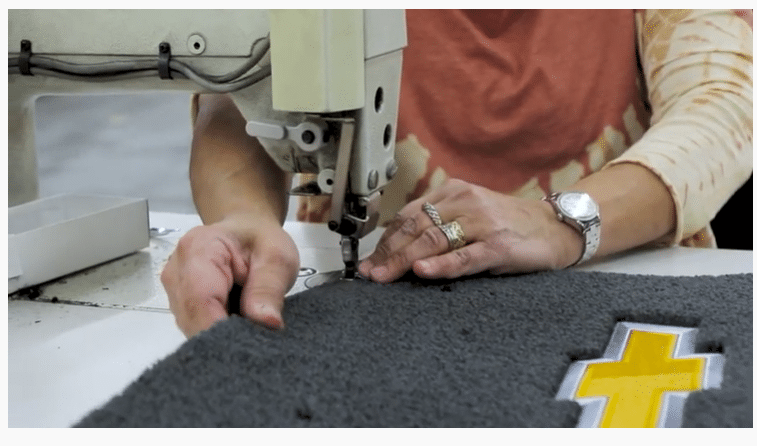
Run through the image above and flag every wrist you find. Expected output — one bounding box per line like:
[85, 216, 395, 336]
[542, 191, 601, 268]
[538, 200, 584, 268]
[555, 216, 585, 268]
[215, 212, 282, 239]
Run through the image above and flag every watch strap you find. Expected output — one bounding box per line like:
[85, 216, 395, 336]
[543, 192, 601, 267]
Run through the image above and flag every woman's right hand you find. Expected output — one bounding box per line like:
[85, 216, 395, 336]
[161, 215, 300, 338]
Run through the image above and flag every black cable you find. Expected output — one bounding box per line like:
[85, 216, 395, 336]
[169, 60, 271, 92]
[204, 35, 270, 83]
[9, 66, 159, 82]
[29, 55, 157, 75]
[9, 60, 271, 92]
[7, 36, 272, 92]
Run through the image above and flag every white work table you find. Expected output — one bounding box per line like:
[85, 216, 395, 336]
[7, 212, 753, 428]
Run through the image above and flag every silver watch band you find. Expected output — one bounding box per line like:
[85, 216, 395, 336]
[543, 192, 601, 267]
[575, 217, 600, 266]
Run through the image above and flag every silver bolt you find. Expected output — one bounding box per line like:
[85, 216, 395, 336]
[386, 159, 398, 180]
[368, 170, 379, 190]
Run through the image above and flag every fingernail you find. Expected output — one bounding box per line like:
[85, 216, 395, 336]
[260, 313, 284, 330]
[416, 260, 429, 272]
[255, 305, 284, 330]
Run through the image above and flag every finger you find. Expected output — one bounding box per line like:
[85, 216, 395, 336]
[163, 233, 243, 338]
[211, 235, 253, 286]
[359, 185, 454, 274]
[360, 211, 429, 277]
[173, 257, 235, 337]
[359, 211, 424, 276]
[369, 224, 451, 283]
[360, 198, 448, 276]
[413, 241, 501, 280]
[240, 248, 298, 330]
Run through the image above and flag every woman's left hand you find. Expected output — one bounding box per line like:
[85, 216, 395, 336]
[358, 179, 585, 283]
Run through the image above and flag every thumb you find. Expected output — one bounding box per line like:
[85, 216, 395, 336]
[239, 248, 298, 330]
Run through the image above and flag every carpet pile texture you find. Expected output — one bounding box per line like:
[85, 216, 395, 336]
[76, 271, 752, 427]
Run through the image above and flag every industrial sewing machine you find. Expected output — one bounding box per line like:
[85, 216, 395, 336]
[8, 10, 406, 282]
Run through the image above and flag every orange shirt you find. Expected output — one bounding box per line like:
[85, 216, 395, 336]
[300, 10, 651, 222]
[292, 10, 753, 248]
[397, 9, 649, 197]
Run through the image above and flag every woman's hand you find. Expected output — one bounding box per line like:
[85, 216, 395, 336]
[358, 179, 584, 283]
[161, 216, 300, 338]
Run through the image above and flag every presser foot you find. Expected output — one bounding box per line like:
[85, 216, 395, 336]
[303, 269, 365, 289]
[303, 235, 362, 288]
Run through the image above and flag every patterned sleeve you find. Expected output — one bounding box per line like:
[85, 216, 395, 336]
[604, 9, 753, 246]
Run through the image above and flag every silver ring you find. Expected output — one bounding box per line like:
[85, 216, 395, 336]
[439, 221, 466, 250]
[422, 202, 443, 227]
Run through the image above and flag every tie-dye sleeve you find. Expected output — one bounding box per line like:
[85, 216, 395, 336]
[604, 9, 753, 246]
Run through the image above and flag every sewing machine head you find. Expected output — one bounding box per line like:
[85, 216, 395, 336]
[236, 10, 405, 244]
[9, 9, 406, 279]
[234, 10, 406, 278]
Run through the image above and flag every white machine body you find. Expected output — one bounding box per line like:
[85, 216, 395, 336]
[8, 10, 406, 232]
[8, 9, 407, 282]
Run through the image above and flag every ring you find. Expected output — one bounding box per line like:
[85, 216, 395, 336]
[422, 202, 443, 227]
[439, 221, 466, 250]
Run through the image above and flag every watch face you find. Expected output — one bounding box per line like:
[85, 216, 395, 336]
[557, 192, 598, 220]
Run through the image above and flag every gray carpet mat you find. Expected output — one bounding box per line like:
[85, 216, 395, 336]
[76, 271, 752, 427]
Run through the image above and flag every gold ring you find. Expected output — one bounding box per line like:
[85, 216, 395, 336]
[422, 202, 443, 227]
[439, 221, 466, 250]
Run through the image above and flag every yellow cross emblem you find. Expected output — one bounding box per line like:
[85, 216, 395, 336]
[556, 322, 724, 428]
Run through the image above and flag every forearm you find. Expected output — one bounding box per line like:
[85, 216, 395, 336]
[571, 163, 675, 258]
[190, 94, 291, 226]
[572, 10, 752, 256]
[606, 10, 753, 244]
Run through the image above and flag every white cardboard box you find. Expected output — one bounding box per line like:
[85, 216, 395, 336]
[8, 194, 149, 294]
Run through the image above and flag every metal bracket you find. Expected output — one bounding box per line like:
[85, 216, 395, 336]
[19, 40, 33, 76]
[345, 191, 381, 239]
[327, 119, 356, 234]
[158, 42, 172, 79]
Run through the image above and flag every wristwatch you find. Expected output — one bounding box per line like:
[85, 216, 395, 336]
[543, 191, 601, 266]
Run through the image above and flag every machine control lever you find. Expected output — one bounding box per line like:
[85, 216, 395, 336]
[246, 118, 329, 152]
